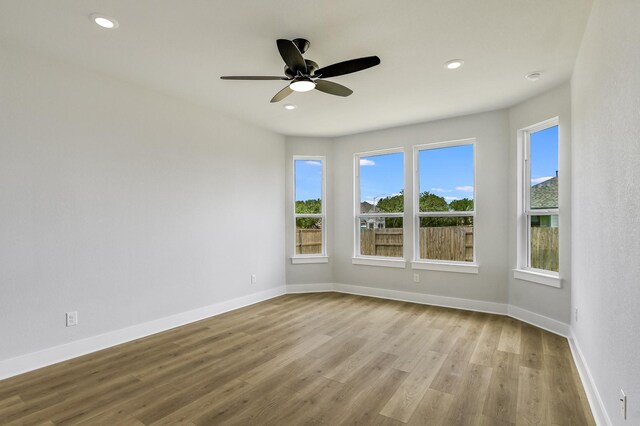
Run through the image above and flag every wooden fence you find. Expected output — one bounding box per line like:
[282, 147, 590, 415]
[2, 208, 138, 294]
[360, 226, 474, 261]
[296, 227, 474, 259]
[360, 228, 404, 258]
[530, 227, 559, 272]
[296, 226, 557, 269]
[295, 229, 322, 255]
[419, 226, 473, 261]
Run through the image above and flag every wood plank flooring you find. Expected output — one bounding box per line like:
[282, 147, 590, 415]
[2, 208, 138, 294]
[0, 293, 595, 425]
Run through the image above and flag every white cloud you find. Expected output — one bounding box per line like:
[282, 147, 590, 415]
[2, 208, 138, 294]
[455, 185, 474, 192]
[531, 176, 553, 185]
[445, 196, 461, 202]
[360, 159, 375, 166]
[431, 187, 452, 193]
[305, 160, 322, 167]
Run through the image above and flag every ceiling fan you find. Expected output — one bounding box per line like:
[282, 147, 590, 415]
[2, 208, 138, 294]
[220, 38, 380, 103]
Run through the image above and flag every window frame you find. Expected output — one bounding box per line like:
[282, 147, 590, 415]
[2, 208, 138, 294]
[353, 148, 406, 268]
[411, 138, 478, 274]
[515, 117, 561, 286]
[292, 155, 328, 264]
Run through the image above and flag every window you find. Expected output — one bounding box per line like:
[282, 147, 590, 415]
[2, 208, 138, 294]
[354, 149, 405, 265]
[413, 140, 476, 272]
[516, 118, 560, 285]
[293, 156, 326, 262]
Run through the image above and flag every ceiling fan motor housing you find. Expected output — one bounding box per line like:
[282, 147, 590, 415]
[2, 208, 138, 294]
[285, 59, 319, 78]
[292, 38, 310, 54]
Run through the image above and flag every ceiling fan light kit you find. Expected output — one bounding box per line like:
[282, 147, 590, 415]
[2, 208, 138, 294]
[290, 77, 316, 92]
[221, 38, 380, 103]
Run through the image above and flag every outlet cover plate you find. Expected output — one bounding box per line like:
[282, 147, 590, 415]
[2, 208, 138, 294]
[66, 311, 78, 327]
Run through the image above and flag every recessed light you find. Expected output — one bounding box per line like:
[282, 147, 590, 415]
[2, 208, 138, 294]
[283, 104, 297, 110]
[445, 59, 464, 70]
[90, 14, 119, 29]
[526, 72, 542, 81]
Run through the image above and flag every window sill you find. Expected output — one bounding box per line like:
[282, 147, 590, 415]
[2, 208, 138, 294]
[352, 257, 407, 268]
[411, 261, 479, 274]
[513, 269, 562, 288]
[291, 256, 329, 265]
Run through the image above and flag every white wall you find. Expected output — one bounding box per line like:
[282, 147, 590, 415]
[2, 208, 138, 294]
[507, 83, 572, 323]
[0, 43, 286, 362]
[285, 137, 334, 285]
[325, 111, 511, 304]
[571, 0, 640, 424]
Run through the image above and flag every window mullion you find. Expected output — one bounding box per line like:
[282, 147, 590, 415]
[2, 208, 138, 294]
[418, 211, 475, 217]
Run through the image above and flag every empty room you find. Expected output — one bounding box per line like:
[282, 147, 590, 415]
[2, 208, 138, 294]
[1, 0, 638, 425]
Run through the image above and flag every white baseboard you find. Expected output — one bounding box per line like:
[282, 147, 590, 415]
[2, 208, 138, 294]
[0, 282, 574, 385]
[0, 286, 286, 380]
[568, 329, 611, 426]
[287, 283, 571, 338]
[332, 283, 508, 315]
[507, 305, 570, 337]
[286, 283, 335, 293]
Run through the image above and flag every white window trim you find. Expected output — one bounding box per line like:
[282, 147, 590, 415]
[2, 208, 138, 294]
[353, 147, 406, 267]
[412, 138, 477, 268]
[292, 155, 327, 261]
[513, 268, 561, 288]
[515, 117, 561, 287]
[352, 257, 407, 268]
[412, 261, 478, 274]
[291, 256, 329, 265]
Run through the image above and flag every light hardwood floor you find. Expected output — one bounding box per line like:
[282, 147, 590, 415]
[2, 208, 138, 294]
[0, 293, 594, 425]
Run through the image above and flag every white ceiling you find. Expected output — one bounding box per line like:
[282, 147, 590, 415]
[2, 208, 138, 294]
[0, 0, 593, 137]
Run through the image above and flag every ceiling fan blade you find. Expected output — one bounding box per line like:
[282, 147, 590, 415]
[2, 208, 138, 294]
[220, 76, 290, 80]
[315, 80, 353, 97]
[276, 39, 307, 74]
[270, 85, 294, 103]
[313, 56, 380, 78]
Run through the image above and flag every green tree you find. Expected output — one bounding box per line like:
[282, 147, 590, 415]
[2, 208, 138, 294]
[376, 192, 403, 228]
[418, 192, 448, 212]
[449, 198, 473, 212]
[295, 199, 321, 214]
[448, 198, 474, 225]
[376, 193, 403, 213]
[418, 195, 474, 227]
[295, 199, 322, 229]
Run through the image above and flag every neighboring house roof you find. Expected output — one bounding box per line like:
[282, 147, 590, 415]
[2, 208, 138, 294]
[531, 176, 558, 209]
[360, 201, 374, 213]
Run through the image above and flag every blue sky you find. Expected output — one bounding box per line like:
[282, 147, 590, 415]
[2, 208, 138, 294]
[530, 125, 559, 186]
[296, 127, 557, 204]
[359, 152, 404, 204]
[295, 160, 322, 202]
[419, 144, 474, 203]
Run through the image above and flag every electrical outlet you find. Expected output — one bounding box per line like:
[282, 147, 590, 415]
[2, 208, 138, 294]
[66, 311, 78, 327]
[620, 389, 627, 420]
[251, 274, 257, 284]
[413, 273, 420, 283]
